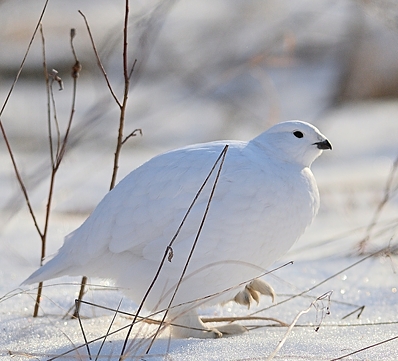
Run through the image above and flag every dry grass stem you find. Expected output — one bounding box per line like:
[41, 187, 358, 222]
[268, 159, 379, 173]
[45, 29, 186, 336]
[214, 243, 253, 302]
[78, 10, 121, 107]
[95, 299, 123, 361]
[330, 334, 398, 361]
[75, 0, 139, 314]
[250, 245, 389, 317]
[266, 291, 332, 361]
[358, 155, 398, 252]
[32, 26, 81, 318]
[72, 275, 87, 319]
[201, 315, 289, 327]
[145, 145, 229, 354]
[0, 0, 51, 257]
[341, 305, 365, 320]
[117, 145, 228, 358]
[74, 299, 92, 359]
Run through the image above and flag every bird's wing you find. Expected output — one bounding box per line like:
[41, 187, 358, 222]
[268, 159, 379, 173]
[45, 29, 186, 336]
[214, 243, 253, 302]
[71, 142, 250, 265]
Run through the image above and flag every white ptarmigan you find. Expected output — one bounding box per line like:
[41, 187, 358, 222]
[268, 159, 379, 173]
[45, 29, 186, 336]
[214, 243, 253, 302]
[23, 120, 332, 338]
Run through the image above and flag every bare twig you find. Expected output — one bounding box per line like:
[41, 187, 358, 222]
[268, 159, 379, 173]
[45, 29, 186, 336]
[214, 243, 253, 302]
[266, 292, 332, 361]
[72, 276, 87, 319]
[201, 315, 289, 327]
[0, 0, 50, 247]
[74, 0, 140, 320]
[48, 69, 62, 158]
[0, 0, 49, 118]
[74, 0, 136, 321]
[41, 27, 55, 168]
[121, 128, 142, 145]
[74, 299, 92, 360]
[109, 0, 131, 191]
[32, 28, 81, 318]
[95, 299, 123, 361]
[341, 305, 365, 320]
[330, 334, 398, 361]
[56, 66, 79, 164]
[145, 145, 229, 354]
[128, 58, 138, 80]
[358, 155, 398, 252]
[78, 10, 121, 108]
[32, 24, 52, 319]
[250, 246, 388, 316]
[118, 145, 229, 359]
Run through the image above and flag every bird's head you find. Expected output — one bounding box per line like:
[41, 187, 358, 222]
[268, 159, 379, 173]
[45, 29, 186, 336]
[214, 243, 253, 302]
[252, 120, 332, 167]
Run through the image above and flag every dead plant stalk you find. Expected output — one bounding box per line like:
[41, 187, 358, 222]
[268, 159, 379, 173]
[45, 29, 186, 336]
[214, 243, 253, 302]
[0, 0, 79, 318]
[359, 155, 398, 251]
[0, 1, 50, 277]
[118, 145, 228, 359]
[75, 0, 139, 317]
[34, 27, 81, 317]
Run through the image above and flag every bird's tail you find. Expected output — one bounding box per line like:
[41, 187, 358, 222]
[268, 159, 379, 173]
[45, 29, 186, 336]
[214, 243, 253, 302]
[21, 253, 75, 286]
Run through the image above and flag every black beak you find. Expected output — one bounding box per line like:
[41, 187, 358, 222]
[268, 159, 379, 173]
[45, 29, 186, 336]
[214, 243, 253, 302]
[314, 139, 332, 150]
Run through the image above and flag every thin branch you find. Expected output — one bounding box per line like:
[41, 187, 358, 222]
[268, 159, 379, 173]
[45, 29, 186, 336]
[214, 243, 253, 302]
[56, 66, 79, 166]
[70, 28, 78, 63]
[341, 305, 365, 320]
[72, 276, 87, 319]
[0, 137, 41, 238]
[122, 0, 130, 84]
[40, 25, 55, 168]
[201, 315, 289, 327]
[119, 146, 229, 359]
[49, 70, 62, 156]
[47, 320, 144, 361]
[266, 292, 332, 361]
[0, 5, 49, 314]
[109, 0, 131, 192]
[128, 58, 138, 81]
[34, 28, 81, 318]
[0, 0, 50, 240]
[0, 0, 50, 118]
[78, 10, 122, 108]
[121, 128, 142, 145]
[146, 145, 229, 354]
[74, 299, 92, 360]
[95, 299, 123, 361]
[249, 246, 388, 316]
[330, 334, 398, 361]
[75, 0, 137, 319]
[34, 35, 66, 320]
[358, 155, 398, 251]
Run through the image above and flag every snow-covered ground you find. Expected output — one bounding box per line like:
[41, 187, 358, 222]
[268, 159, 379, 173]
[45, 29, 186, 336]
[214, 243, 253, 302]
[1, 1, 398, 360]
[1, 101, 397, 360]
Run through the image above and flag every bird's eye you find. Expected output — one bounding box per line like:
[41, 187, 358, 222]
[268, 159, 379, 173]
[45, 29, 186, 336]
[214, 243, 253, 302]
[293, 131, 304, 138]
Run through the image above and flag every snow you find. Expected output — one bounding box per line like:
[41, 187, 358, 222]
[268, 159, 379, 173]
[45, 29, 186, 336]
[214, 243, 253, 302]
[1, 101, 397, 360]
[1, 1, 398, 360]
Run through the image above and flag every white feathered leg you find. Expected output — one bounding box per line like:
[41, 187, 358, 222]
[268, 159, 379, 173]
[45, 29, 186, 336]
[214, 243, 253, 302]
[168, 309, 246, 338]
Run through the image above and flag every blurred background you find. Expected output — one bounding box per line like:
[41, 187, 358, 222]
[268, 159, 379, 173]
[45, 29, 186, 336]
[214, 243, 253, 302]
[1, 0, 398, 265]
[1, 2, 398, 357]
[1, 0, 398, 146]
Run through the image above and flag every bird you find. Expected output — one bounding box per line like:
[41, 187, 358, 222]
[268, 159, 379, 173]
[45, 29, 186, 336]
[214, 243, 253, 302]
[23, 120, 332, 338]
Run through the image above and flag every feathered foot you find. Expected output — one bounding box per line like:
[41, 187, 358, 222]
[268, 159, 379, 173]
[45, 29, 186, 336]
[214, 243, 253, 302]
[233, 279, 275, 308]
[169, 309, 247, 338]
[168, 279, 275, 338]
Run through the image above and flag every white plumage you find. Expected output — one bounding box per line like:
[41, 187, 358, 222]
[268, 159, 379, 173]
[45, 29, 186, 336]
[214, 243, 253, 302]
[23, 120, 331, 338]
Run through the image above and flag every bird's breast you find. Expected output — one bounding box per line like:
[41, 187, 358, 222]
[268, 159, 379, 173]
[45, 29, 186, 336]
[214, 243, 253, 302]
[191, 163, 320, 270]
